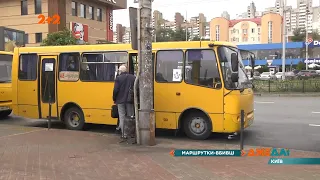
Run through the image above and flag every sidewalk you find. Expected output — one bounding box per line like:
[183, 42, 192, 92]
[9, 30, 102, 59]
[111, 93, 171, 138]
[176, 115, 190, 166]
[0, 125, 320, 180]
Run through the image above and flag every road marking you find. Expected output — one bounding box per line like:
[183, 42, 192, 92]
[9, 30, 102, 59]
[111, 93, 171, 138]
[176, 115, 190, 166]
[0, 128, 45, 139]
[254, 101, 274, 104]
[311, 112, 320, 114]
[309, 124, 320, 127]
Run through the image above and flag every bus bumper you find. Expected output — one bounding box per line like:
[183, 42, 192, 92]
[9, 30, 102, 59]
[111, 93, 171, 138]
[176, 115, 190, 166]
[0, 101, 12, 112]
[223, 111, 254, 133]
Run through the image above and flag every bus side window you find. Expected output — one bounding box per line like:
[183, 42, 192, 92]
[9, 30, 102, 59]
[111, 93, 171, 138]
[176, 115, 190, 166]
[80, 52, 128, 82]
[185, 49, 221, 88]
[19, 54, 37, 81]
[155, 50, 183, 83]
[58, 53, 80, 81]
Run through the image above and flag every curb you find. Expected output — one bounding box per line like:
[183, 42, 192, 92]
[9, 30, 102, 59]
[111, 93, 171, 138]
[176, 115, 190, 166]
[254, 93, 320, 97]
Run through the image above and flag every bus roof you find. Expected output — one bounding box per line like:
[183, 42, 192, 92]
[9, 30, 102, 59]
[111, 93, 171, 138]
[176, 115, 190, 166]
[0, 51, 13, 55]
[15, 41, 237, 54]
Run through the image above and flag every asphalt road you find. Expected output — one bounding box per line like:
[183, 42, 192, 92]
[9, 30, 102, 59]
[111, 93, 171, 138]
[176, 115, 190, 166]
[1, 96, 320, 152]
[246, 96, 320, 152]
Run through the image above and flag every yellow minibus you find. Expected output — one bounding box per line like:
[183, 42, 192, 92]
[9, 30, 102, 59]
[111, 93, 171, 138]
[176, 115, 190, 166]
[0, 51, 13, 118]
[11, 41, 254, 140]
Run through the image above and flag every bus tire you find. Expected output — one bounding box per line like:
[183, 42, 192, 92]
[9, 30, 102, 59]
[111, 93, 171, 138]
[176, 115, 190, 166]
[183, 111, 212, 140]
[64, 107, 85, 130]
[0, 110, 12, 119]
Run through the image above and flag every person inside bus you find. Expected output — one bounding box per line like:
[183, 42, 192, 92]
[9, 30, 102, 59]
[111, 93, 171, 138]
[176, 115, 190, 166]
[113, 65, 135, 140]
[156, 73, 167, 82]
[67, 57, 77, 71]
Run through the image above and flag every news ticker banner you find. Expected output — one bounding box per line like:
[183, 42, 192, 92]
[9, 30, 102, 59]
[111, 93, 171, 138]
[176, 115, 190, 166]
[170, 150, 320, 164]
[170, 150, 243, 156]
[268, 158, 320, 165]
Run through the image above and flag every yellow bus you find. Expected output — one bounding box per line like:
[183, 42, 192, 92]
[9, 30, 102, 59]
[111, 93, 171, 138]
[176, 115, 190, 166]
[0, 51, 13, 118]
[11, 41, 254, 140]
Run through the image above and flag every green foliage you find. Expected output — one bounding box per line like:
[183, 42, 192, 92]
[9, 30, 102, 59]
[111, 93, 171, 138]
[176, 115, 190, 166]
[291, 28, 320, 42]
[155, 28, 190, 42]
[296, 61, 306, 70]
[41, 28, 77, 46]
[192, 36, 200, 41]
[96, 40, 117, 44]
[257, 64, 269, 73]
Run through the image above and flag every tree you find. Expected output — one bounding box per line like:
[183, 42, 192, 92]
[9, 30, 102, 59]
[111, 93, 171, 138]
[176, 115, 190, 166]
[155, 28, 174, 42]
[155, 28, 190, 42]
[41, 28, 78, 46]
[296, 61, 306, 70]
[290, 28, 320, 42]
[257, 64, 269, 73]
[171, 28, 189, 41]
[96, 39, 116, 44]
[192, 36, 200, 41]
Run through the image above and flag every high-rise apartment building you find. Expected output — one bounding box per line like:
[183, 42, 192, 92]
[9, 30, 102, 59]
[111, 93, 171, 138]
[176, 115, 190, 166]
[152, 10, 164, 31]
[247, 2, 257, 18]
[174, 12, 184, 30]
[122, 27, 131, 44]
[115, 24, 125, 43]
[236, 2, 262, 19]
[221, 11, 230, 20]
[185, 13, 207, 39]
[265, 0, 316, 36]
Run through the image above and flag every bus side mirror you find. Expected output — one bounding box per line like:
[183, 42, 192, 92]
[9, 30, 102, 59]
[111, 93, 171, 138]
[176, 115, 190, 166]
[250, 55, 255, 68]
[231, 73, 239, 82]
[250, 55, 255, 77]
[231, 53, 238, 72]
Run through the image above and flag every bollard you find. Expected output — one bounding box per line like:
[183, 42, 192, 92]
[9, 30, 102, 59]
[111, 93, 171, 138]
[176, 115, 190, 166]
[48, 102, 52, 130]
[240, 110, 245, 150]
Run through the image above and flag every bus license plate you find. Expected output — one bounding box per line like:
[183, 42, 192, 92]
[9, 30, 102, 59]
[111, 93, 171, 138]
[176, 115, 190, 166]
[0, 106, 9, 111]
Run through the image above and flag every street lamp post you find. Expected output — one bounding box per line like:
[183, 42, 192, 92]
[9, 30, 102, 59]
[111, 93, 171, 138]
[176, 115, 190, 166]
[305, 1, 309, 70]
[281, 0, 286, 80]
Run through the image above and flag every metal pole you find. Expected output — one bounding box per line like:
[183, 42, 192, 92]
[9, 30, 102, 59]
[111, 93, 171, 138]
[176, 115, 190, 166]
[240, 110, 244, 150]
[185, 11, 187, 41]
[282, 0, 286, 80]
[47, 74, 51, 130]
[135, 7, 141, 144]
[138, 0, 155, 146]
[306, 1, 309, 70]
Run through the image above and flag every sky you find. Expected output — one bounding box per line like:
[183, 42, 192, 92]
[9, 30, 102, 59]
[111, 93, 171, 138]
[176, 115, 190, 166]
[113, 0, 320, 30]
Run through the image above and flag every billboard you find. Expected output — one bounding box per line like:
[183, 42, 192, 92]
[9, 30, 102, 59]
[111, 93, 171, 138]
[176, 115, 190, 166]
[70, 22, 88, 44]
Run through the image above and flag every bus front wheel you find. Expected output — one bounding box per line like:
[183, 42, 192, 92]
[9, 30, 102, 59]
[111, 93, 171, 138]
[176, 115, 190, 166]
[183, 111, 212, 140]
[64, 107, 85, 130]
[0, 110, 12, 119]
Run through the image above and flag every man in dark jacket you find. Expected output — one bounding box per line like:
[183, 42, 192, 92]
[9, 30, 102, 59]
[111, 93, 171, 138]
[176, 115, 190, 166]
[113, 65, 135, 139]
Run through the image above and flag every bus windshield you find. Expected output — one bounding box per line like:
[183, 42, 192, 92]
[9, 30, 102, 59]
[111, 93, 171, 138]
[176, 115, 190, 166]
[0, 54, 12, 83]
[218, 46, 251, 90]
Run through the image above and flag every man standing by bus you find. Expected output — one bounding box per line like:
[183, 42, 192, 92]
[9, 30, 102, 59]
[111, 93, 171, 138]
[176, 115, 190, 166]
[113, 65, 135, 141]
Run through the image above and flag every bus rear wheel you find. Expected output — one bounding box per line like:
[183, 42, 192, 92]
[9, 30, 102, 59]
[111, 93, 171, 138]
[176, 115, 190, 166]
[0, 110, 12, 119]
[183, 111, 212, 140]
[64, 107, 85, 130]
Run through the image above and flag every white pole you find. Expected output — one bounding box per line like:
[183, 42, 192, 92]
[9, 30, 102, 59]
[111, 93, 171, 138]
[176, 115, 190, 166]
[282, 0, 286, 80]
[305, 0, 309, 70]
[185, 11, 188, 41]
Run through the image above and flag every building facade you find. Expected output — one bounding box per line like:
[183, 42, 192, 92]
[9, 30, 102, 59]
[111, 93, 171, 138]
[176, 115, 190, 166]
[0, 0, 126, 46]
[210, 12, 283, 44]
[239, 41, 320, 67]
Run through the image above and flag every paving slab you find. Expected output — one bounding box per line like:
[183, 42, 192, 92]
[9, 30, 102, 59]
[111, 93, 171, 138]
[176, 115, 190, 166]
[0, 126, 319, 180]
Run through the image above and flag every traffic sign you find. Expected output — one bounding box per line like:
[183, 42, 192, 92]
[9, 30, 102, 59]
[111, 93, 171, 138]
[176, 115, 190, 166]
[306, 38, 313, 46]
